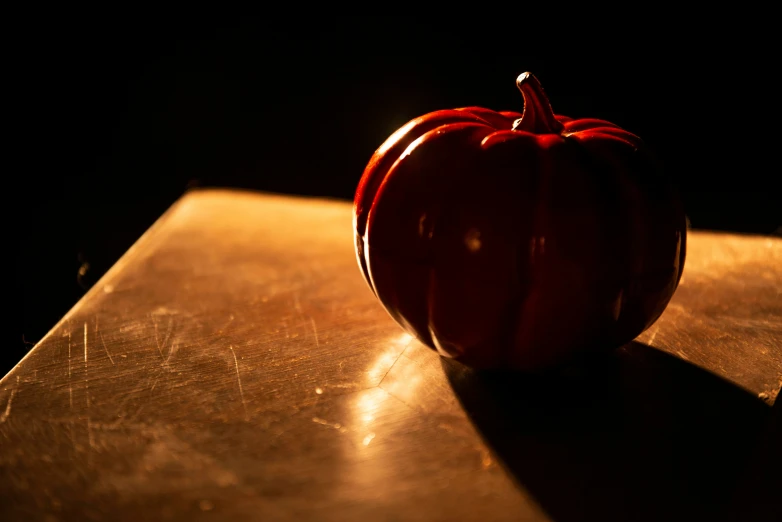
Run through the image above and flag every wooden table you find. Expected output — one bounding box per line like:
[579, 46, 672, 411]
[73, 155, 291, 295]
[3, 190, 781, 521]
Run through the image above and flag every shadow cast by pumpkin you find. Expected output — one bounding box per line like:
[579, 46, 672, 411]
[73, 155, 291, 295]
[442, 341, 778, 522]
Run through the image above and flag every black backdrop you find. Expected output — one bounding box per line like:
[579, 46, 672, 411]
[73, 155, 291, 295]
[14, 16, 780, 376]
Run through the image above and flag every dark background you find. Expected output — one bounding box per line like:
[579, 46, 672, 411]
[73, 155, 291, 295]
[13, 17, 780, 377]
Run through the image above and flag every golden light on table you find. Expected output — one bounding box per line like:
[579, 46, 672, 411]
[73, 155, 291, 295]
[1, 190, 779, 521]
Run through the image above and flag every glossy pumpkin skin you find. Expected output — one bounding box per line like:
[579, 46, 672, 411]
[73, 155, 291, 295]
[354, 73, 686, 371]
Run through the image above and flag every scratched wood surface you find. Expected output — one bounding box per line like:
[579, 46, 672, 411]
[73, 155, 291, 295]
[2, 189, 780, 522]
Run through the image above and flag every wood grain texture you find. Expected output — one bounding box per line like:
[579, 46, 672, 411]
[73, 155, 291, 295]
[2, 189, 780, 521]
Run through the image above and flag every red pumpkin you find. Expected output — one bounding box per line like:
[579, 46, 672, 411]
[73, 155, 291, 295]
[354, 72, 686, 370]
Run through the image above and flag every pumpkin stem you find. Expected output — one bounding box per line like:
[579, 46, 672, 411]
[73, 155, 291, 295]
[512, 72, 564, 134]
